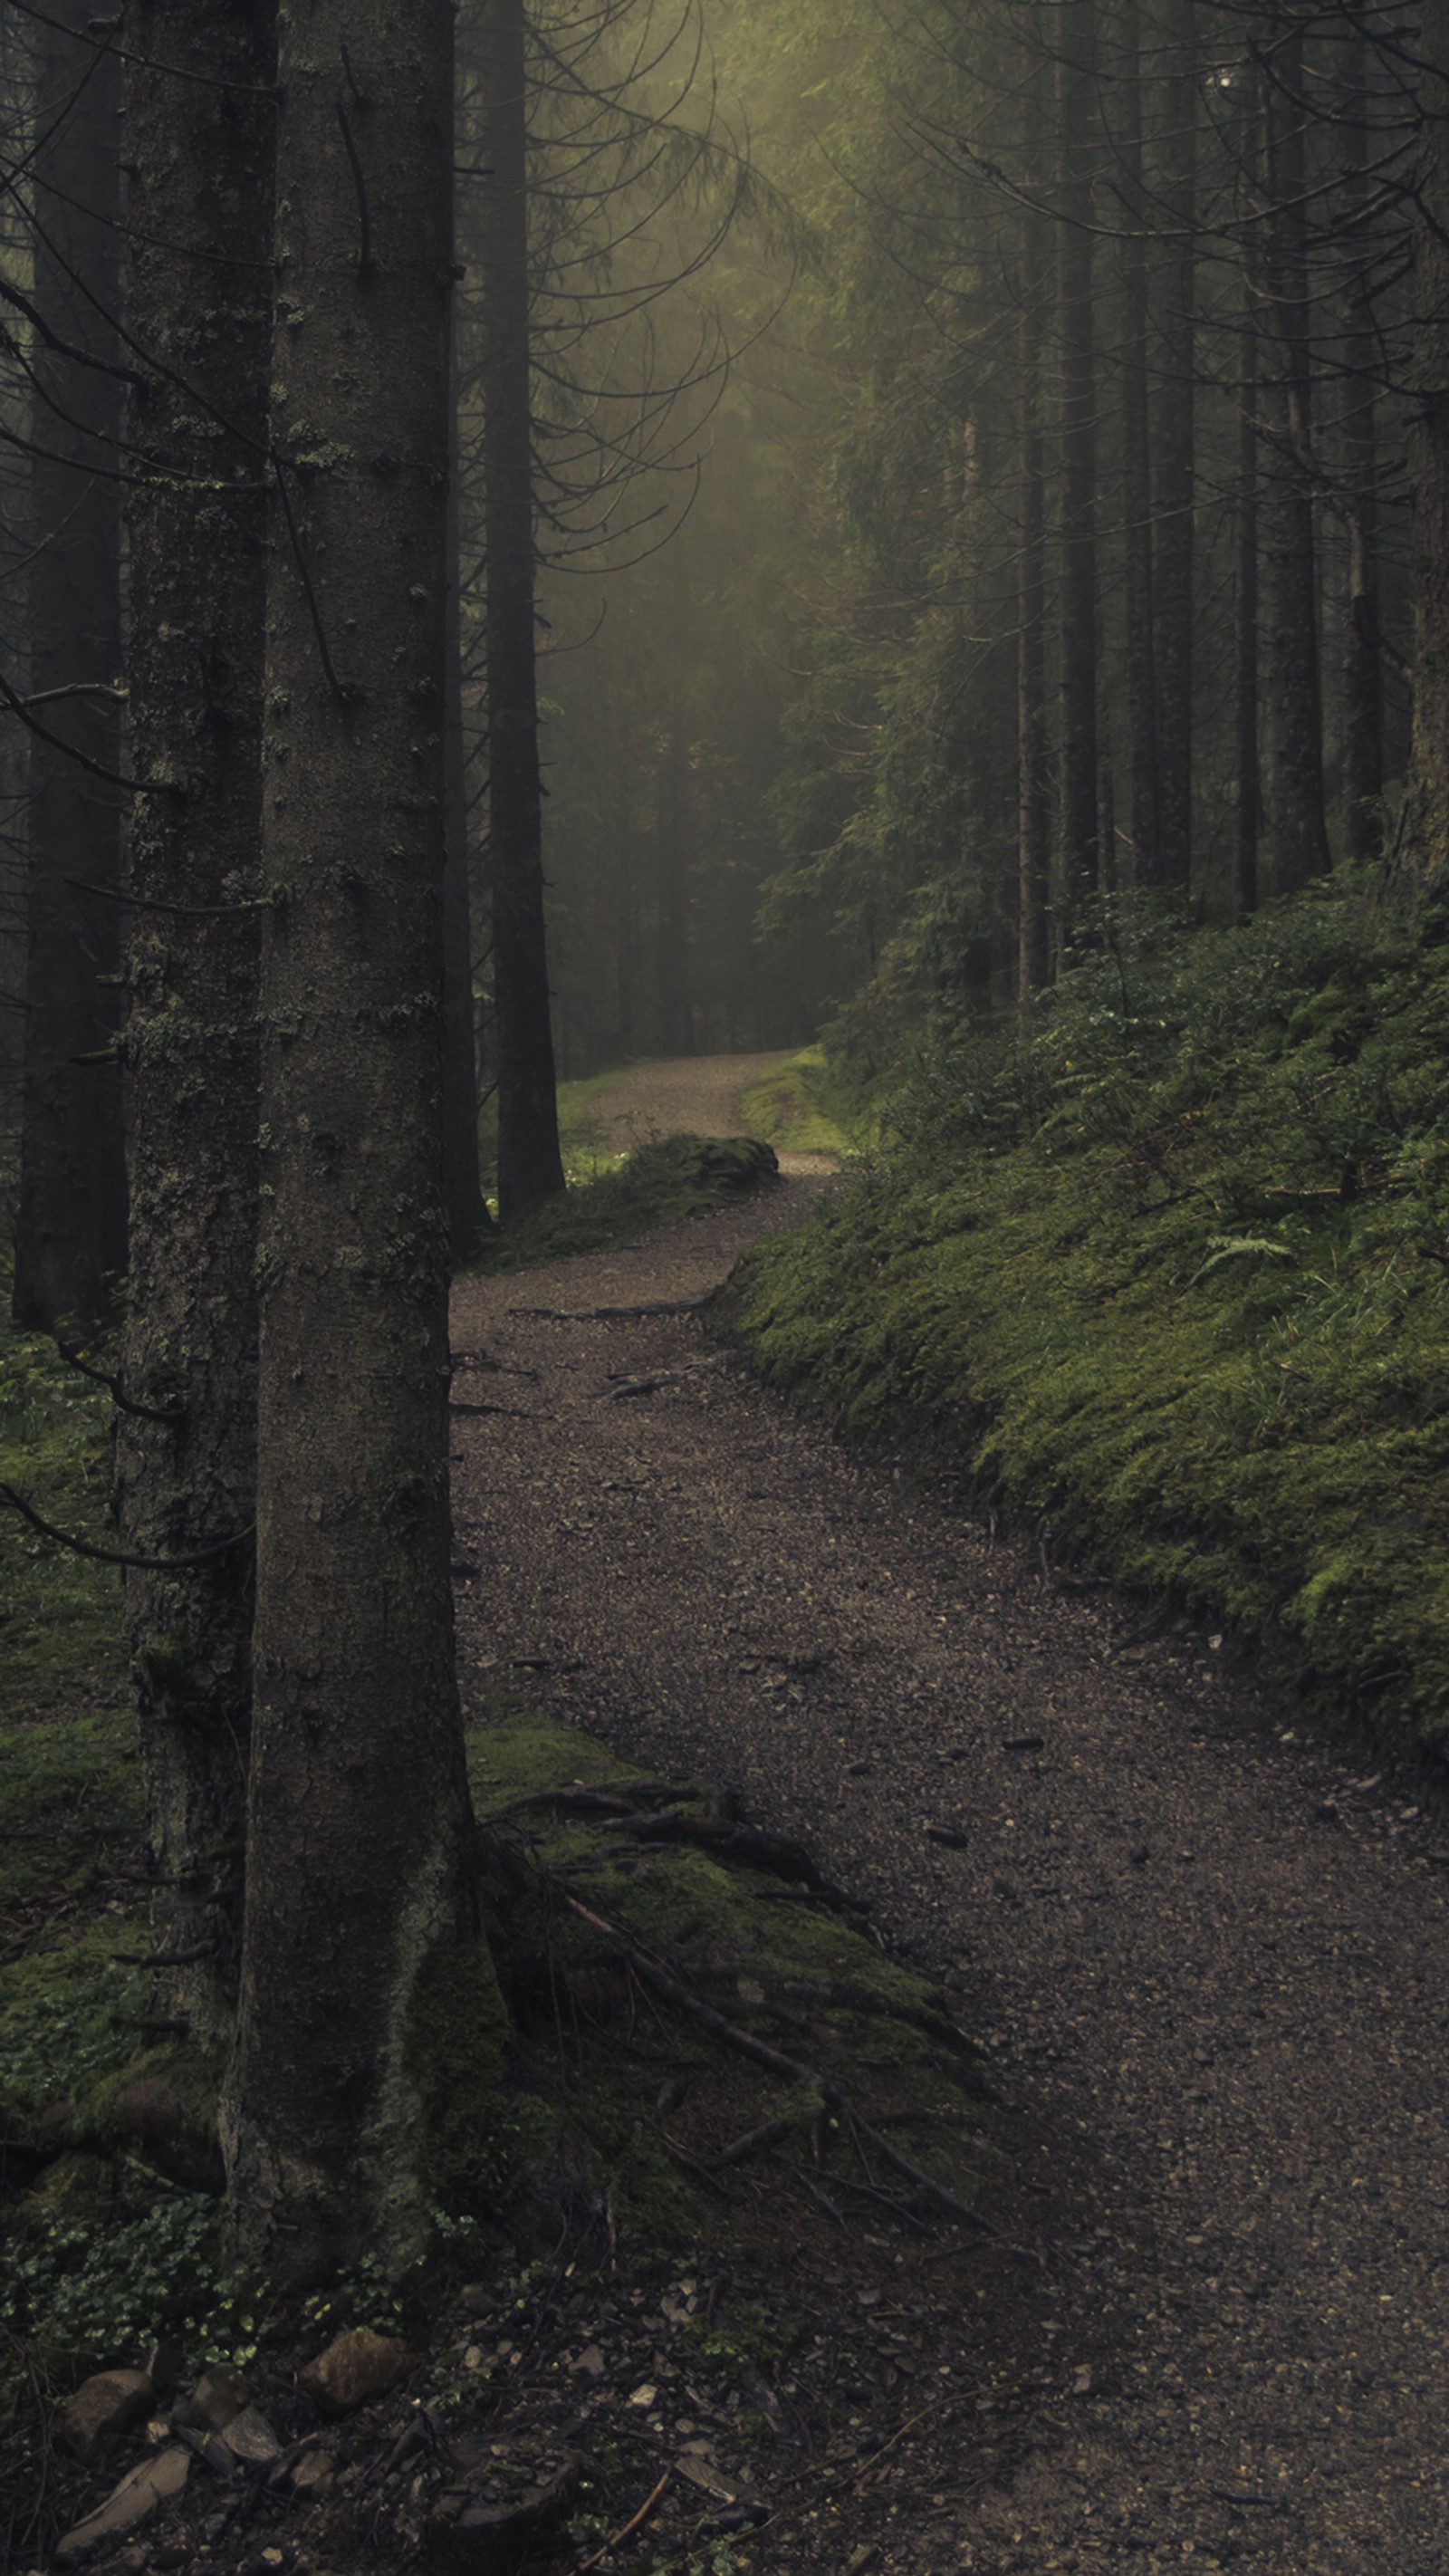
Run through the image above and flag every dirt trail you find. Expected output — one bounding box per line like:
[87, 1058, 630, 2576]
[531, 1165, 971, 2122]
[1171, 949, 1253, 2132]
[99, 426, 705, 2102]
[451, 1084, 1449, 2575]
[578, 1049, 838, 1177]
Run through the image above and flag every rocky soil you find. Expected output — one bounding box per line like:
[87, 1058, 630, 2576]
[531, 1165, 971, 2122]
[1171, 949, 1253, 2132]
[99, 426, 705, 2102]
[443, 1057, 1449, 2575]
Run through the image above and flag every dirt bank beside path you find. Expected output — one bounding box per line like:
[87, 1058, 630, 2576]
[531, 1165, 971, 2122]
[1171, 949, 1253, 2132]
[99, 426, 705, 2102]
[581, 1050, 840, 1177]
[451, 1156, 1449, 2573]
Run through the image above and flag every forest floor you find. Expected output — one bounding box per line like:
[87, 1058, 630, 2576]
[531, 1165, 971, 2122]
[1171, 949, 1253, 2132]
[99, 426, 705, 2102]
[448, 1053, 1449, 2576]
[559, 1052, 841, 1180]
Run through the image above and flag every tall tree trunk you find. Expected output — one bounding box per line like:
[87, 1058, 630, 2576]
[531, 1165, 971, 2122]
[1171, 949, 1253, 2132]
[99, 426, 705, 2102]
[1409, 0, 1449, 894]
[116, 0, 273, 2051]
[1339, 21, 1385, 868]
[1055, 0, 1100, 946]
[1154, 0, 1197, 891]
[1235, 61, 1262, 920]
[1118, 0, 1160, 883]
[1018, 179, 1051, 998]
[224, 0, 481, 2283]
[1262, 19, 1331, 892]
[12, 1, 125, 1332]
[443, 347, 491, 1261]
[655, 678, 695, 1056]
[483, 0, 564, 1217]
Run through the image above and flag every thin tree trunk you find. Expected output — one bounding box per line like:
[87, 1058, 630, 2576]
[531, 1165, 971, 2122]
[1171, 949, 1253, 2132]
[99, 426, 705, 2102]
[655, 716, 695, 1057]
[443, 340, 491, 1261]
[1055, 0, 1100, 946]
[1154, 0, 1196, 891]
[1018, 48, 1051, 997]
[1118, 0, 1160, 883]
[1235, 61, 1262, 920]
[224, 0, 482, 2283]
[1409, 0, 1449, 893]
[483, 0, 564, 1217]
[1262, 20, 1331, 892]
[12, 0, 125, 1332]
[116, 0, 273, 2051]
[1339, 21, 1384, 868]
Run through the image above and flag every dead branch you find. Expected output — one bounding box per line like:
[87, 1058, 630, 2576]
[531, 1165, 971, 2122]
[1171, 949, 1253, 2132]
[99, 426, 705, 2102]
[599, 1357, 724, 1400]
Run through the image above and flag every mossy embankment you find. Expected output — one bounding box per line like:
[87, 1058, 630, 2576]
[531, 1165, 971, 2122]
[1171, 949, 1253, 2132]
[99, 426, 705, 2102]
[720, 886, 1449, 1754]
[738, 1046, 859, 1158]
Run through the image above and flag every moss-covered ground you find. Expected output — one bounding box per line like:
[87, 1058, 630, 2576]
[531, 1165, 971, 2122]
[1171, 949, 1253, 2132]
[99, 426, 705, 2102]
[737, 1047, 859, 1158]
[721, 882, 1449, 1756]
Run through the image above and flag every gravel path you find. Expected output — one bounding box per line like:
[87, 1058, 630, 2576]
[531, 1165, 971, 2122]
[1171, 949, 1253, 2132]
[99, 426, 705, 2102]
[581, 1050, 838, 1177]
[451, 1120, 1449, 2574]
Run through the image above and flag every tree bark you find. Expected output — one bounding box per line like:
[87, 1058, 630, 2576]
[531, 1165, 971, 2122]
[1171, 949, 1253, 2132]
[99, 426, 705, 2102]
[115, 0, 273, 2050]
[1055, 0, 1100, 946]
[223, 0, 480, 2283]
[1018, 140, 1051, 1000]
[12, 0, 125, 1332]
[1262, 19, 1331, 893]
[443, 344, 491, 1261]
[1153, 0, 1196, 892]
[654, 669, 695, 1058]
[482, 0, 564, 1216]
[1409, 0, 1449, 893]
[1339, 20, 1385, 869]
[1118, 0, 1160, 884]
[1235, 60, 1262, 920]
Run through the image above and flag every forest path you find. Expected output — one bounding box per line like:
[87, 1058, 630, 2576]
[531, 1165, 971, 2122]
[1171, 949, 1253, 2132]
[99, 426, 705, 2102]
[573, 1048, 839, 1177]
[450, 1118, 1449, 2573]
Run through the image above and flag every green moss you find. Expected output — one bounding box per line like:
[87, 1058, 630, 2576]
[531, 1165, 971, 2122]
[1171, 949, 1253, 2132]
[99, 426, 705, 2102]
[0, 1325, 128, 1740]
[739, 1047, 859, 1158]
[722, 884, 1449, 1753]
[0, 1929, 149, 2116]
[407, 1931, 554, 2214]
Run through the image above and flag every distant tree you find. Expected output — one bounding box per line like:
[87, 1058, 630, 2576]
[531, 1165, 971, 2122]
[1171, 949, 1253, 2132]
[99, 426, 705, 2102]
[1409, 0, 1449, 895]
[1056, 0, 1102, 938]
[477, 0, 566, 1219]
[113, 0, 273, 2051]
[222, 0, 482, 2281]
[11, 0, 125, 1331]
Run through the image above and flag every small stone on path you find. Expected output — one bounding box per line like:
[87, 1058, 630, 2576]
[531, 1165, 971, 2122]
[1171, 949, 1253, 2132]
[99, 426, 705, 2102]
[56, 2445, 190, 2562]
[59, 2369, 155, 2467]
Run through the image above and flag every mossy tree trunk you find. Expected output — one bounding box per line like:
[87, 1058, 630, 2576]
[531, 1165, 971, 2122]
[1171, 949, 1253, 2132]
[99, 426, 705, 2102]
[482, 0, 565, 1219]
[222, 0, 480, 2284]
[12, 0, 126, 1334]
[115, 0, 274, 2049]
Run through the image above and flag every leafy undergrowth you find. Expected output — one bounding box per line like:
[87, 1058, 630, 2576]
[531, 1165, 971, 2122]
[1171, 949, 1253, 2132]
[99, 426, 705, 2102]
[721, 880, 1449, 1755]
[5, 1700, 1009, 2576]
[737, 1048, 857, 1158]
[484, 1133, 781, 1272]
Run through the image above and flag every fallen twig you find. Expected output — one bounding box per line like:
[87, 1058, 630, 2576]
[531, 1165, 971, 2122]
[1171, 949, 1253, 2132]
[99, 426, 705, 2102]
[512, 1297, 708, 1322]
[599, 1357, 724, 1401]
[576, 2471, 671, 2572]
[713, 2114, 795, 2170]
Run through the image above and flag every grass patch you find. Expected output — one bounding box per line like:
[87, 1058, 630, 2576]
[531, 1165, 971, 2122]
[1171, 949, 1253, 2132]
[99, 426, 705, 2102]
[721, 880, 1449, 1755]
[739, 1046, 857, 1158]
[483, 1132, 780, 1273]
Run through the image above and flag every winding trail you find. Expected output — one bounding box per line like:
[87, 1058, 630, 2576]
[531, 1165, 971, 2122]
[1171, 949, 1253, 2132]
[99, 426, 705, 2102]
[451, 1056, 1449, 2575]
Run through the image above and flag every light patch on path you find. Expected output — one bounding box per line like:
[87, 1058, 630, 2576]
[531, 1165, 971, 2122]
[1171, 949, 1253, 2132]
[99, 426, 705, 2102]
[579, 1050, 837, 1177]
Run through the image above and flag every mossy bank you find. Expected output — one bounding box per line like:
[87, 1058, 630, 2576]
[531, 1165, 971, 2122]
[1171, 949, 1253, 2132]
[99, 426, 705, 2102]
[720, 882, 1449, 1757]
